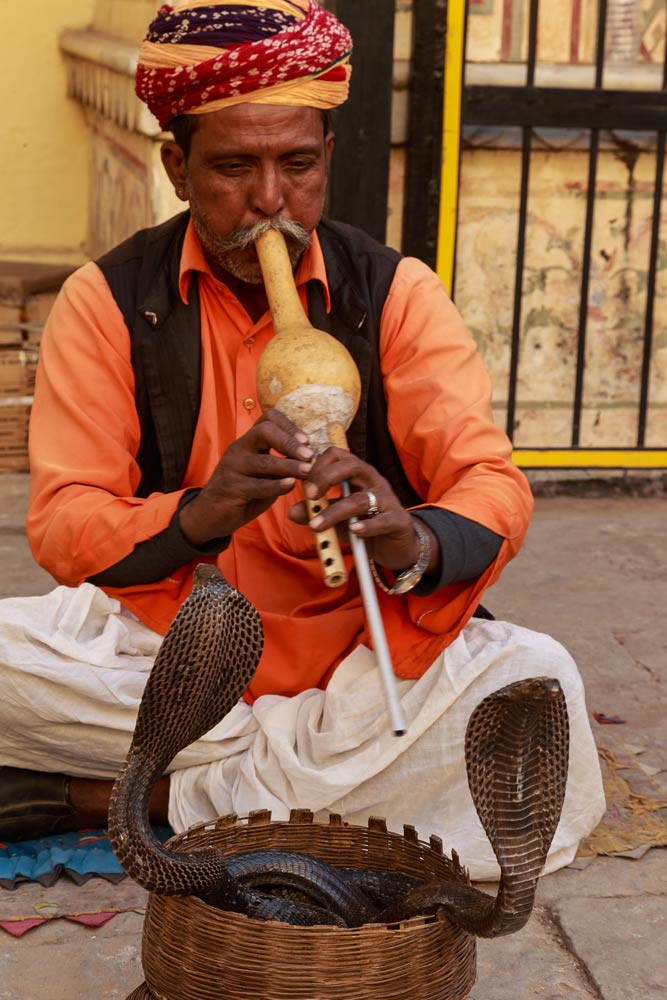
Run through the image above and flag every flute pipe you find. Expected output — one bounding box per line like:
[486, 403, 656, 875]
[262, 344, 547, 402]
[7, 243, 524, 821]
[305, 495, 347, 588]
[342, 481, 407, 737]
[305, 419, 348, 588]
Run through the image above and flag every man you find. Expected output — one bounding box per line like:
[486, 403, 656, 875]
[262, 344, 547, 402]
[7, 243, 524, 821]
[0, 0, 604, 879]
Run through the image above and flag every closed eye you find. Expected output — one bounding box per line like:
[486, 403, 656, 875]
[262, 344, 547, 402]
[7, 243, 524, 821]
[283, 157, 318, 173]
[213, 160, 252, 176]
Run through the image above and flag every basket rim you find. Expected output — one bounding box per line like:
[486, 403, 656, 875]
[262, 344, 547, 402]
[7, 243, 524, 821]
[153, 808, 472, 934]
[168, 809, 468, 872]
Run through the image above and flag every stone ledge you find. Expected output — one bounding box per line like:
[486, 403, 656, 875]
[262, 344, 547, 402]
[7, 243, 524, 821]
[59, 28, 160, 137]
[526, 468, 667, 498]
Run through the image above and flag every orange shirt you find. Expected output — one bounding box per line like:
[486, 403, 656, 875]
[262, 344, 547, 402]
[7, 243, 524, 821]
[27, 222, 533, 700]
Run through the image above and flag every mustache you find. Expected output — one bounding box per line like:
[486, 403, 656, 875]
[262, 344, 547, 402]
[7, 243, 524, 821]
[215, 217, 312, 254]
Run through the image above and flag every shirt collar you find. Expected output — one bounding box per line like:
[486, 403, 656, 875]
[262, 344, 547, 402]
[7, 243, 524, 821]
[178, 219, 331, 313]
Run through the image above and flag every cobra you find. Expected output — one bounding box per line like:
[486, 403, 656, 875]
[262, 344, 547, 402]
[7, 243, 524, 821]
[108, 564, 375, 927]
[108, 565, 569, 936]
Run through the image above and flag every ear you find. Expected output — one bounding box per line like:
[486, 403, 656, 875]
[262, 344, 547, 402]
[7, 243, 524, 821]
[324, 131, 335, 171]
[161, 141, 188, 200]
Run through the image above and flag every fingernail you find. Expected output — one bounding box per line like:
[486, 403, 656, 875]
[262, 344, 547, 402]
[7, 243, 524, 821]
[281, 477, 296, 487]
[298, 446, 315, 460]
[350, 522, 363, 533]
[298, 462, 313, 476]
[295, 432, 310, 445]
[304, 482, 319, 499]
[309, 515, 324, 530]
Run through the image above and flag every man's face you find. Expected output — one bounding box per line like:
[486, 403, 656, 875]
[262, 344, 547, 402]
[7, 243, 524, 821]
[162, 104, 334, 283]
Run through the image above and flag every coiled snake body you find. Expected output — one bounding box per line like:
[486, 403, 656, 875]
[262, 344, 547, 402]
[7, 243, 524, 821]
[109, 565, 569, 937]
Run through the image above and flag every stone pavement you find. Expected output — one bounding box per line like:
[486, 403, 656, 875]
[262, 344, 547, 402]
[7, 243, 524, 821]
[0, 472, 665, 1000]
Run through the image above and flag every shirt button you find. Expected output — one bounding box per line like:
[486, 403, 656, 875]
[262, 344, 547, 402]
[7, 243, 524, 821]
[243, 397, 256, 410]
[245, 337, 255, 348]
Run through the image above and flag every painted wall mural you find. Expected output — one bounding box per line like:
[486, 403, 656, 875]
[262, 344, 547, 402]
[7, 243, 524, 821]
[455, 1, 666, 453]
[88, 116, 181, 259]
[454, 141, 666, 449]
[466, 0, 666, 66]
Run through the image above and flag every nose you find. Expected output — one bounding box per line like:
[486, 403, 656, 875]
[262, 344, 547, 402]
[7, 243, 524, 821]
[251, 163, 286, 218]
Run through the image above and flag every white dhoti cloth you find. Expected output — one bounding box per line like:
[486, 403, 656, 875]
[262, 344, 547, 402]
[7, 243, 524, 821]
[0, 584, 605, 881]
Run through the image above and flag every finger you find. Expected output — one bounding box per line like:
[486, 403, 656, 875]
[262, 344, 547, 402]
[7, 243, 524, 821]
[307, 492, 384, 532]
[259, 407, 309, 440]
[289, 490, 347, 530]
[348, 512, 402, 537]
[288, 498, 352, 547]
[303, 452, 375, 499]
[242, 452, 313, 481]
[241, 474, 300, 501]
[256, 409, 314, 459]
[250, 425, 313, 461]
[288, 499, 309, 525]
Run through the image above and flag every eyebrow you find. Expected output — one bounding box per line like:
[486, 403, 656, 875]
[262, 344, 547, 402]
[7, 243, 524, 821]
[203, 142, 323, 162]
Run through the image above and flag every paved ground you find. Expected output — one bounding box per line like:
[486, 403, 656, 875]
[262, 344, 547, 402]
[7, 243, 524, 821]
[0, 473, 665, 1000]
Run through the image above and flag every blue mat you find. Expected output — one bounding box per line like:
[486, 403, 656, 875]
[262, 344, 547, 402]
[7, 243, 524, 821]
[0, 827, 173, 890]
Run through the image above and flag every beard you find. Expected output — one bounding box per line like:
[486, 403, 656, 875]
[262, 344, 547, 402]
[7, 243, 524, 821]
[187, 193, 313, 285]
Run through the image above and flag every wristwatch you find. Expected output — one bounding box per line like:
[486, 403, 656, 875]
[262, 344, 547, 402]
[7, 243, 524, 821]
[370, 518, 432, 595]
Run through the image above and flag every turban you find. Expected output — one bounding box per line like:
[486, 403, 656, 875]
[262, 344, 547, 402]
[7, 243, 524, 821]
[136, 0, 353, 130]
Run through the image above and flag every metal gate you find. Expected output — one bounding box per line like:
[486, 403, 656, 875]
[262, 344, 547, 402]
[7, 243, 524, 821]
[328, 0, 667, 472]
[451, 0, 667, 470]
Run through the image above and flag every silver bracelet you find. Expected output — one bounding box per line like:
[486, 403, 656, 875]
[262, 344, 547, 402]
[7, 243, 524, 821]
[369, 518, 432, 595]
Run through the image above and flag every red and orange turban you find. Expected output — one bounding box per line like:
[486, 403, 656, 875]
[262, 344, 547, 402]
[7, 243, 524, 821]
[135, 1, 353, 130]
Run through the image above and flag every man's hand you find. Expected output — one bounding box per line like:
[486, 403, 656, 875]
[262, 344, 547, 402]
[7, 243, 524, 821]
[289, 447, 440, 575]
[179, 410, 315, 547]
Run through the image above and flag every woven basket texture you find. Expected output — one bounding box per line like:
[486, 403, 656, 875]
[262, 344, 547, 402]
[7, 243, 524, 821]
[135, 809, 477, 1000]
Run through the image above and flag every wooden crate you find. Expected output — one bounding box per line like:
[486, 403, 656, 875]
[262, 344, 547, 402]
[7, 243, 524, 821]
[0, 402, 31, 473]
[0, 346, 40, 472]
[0, 347, 39, 397]
[0, 262, 73, 472]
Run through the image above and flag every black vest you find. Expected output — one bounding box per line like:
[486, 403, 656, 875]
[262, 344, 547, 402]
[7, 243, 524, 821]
[97, 212, 422, 507]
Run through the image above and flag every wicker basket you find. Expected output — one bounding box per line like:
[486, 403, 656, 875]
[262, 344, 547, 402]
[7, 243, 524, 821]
[128, 809, 477, 1000]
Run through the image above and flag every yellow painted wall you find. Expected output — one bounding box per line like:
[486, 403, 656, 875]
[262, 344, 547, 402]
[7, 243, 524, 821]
[0, 0, 95, 266]
[92, 0, 156, 42]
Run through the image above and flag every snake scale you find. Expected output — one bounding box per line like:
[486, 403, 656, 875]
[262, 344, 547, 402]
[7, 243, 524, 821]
[108, 564, 569, 937]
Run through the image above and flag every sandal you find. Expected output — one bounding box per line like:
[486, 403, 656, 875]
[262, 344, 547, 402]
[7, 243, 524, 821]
[0, 766, 76, 842]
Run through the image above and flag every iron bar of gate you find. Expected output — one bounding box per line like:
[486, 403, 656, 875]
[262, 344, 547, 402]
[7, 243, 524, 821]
[462, 87, 667, 130]
[325, 0, 395, 244]
[506, 0, 540, 441]
[637, 42, 667, 446]
[401, 0, 448, 268]
[571, 0, 608, 447]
